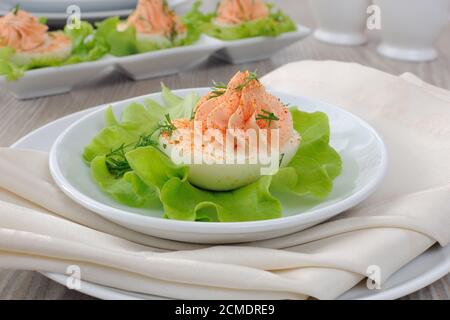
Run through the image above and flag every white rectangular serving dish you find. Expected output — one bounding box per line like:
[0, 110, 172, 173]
[212, 24, 311, 64]
[0, 24, 311, 100]
[0, 35, 223, 100]
[116, 35, 222, 80]
[0, 57, 114, 100]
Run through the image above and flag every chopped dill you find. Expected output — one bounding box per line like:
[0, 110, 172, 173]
[256, 109, 279, 126]
[209, 80, 227, 99]
[207, 70, 260, 98]
[158, 114, 177, 136]
[135, 133, 159, 148]
[235, 70, 259, 91]
[279, 153, 285, 167]
[105, 144, 132, 178]
[169, 20, 179, 42]
[212, 81, 227, 89]
[190, 109, 197, 120]
[103, 114, 180, 178]
[12, 4, 20, 15]
[105, 132, 159, 178]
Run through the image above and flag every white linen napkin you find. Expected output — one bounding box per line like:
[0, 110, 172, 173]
[0, 60, 449, 300]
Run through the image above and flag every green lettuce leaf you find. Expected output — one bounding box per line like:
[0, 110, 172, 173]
[126, 147, 281, 222]
[0, 47, 24, 80]
[91, 155, 161, 209]
[178, 0, 207, 46]
[95, 17, 138, 56]
[271, 110, 342, 198]
[192, 2, 297, 40]
[64, 21, 109, 63]
[83, 102, 161, 162]
[83, 85, 200, 163]
[136, 39, 172, 54]
[162, 83, 184, 107]
[161, 83, 200, 119]
[84, 86, 342, 222]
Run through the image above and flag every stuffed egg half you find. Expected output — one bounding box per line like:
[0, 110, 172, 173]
[0, 10, 72, 66]
[160, 71, 301, 191]
[118, 0, 187, 51]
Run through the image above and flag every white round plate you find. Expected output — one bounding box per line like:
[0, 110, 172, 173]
[11, 104, 449, 300]
[0, 8, 132, 26]
[1, 0, 188, 13]
[48, 88, 387, 244]
[2, 0, 136, 12]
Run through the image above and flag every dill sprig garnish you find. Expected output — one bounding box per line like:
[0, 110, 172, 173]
[212, 81, 227, 90]
[279, 153, 285, 167]
[207, 71, 260, 99]
[105, 144, 132, 178]
[158, 114, 177, 136]
[256, 109, 279, 126]
[190, 109, 197, 120]
[209, 80, 227, 99]
[105, 132, 159, 178]
[235, 70, 259, 91]
[12, 4, 20, 15]
[135, 133, 159, 148]
[103, 114, 179, 178]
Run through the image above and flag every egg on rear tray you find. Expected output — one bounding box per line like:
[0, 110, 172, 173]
[11, 33, 72, 66]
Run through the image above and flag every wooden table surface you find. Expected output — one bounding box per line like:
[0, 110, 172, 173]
[0, 0, 449, 300]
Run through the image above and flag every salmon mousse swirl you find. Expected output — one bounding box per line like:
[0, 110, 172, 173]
[0, 10, 72, 66]
[160, 71, 301, 190]
[194, 71, 300, 150]
[0, 10, 48, 52]
[126, 0, 187, 37]
[215, 0, 270, 25]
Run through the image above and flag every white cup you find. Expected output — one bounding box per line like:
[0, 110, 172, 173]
[374, 0, 450, 62]
[309, 0, 372, 45]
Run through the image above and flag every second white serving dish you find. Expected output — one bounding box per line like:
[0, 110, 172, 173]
[213, 24, 311, 64]
[115, 35, 222, 80]
[48, 88, 387, 244]
[0, 23, 311, 99]
[0, 35, 223, 100]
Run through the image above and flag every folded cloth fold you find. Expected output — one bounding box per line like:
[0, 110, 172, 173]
[0, 60, 449, 299]
[0, 149, 201, 251]
[0, 252, 307, 300]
